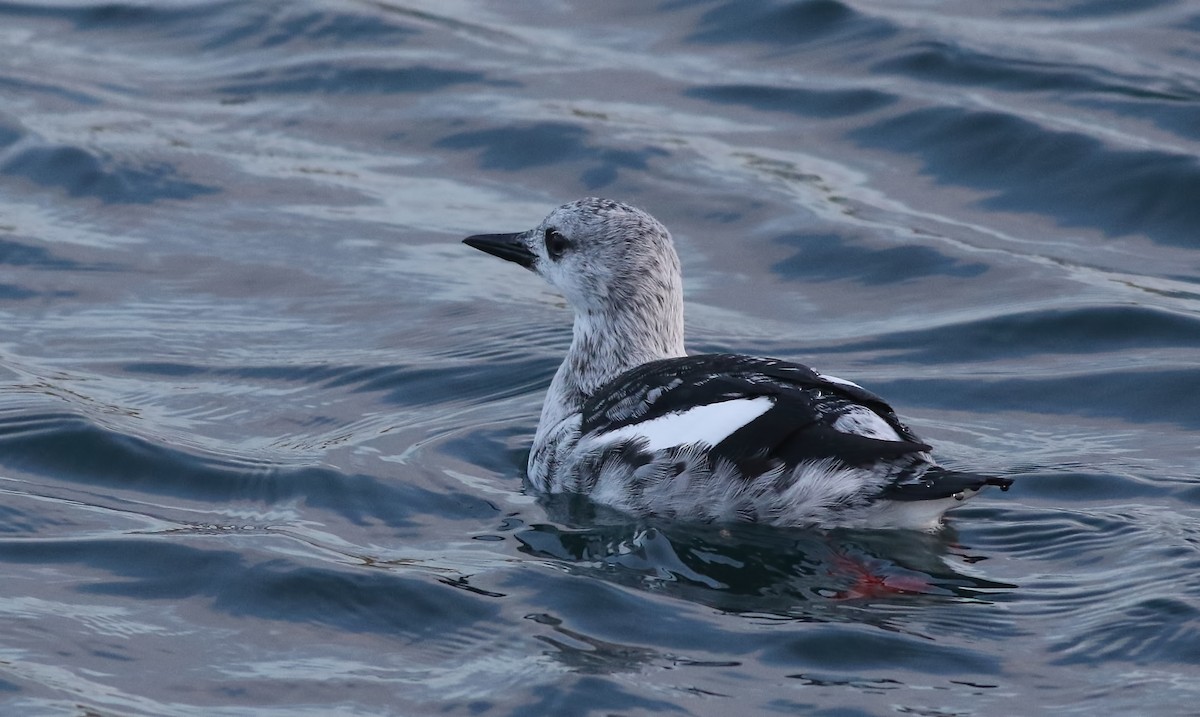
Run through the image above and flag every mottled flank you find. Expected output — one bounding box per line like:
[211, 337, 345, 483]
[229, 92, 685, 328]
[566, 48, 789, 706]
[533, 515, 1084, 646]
[464, 199, 1011, 530]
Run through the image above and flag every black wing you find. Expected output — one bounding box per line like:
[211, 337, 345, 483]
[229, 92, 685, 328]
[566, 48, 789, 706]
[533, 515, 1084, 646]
[580, 353, 933, 477]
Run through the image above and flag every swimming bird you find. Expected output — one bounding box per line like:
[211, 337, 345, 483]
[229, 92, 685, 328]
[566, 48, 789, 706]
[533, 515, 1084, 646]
[464, 198, 1011, 530]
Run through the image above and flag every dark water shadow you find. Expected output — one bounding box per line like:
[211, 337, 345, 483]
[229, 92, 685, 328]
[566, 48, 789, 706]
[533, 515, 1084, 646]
[875, 39, 1196, 100]
[685, 83, 897, 118]
[219, 63, 513, 96]
[0, 0, 229, 32]
[198, 5, 420, 51]
[806, 304, 1200, 362]
[684, 0, 897, 48]
[0, 237, 85, 270]
[435, 122, 669, 189]
[848, 106, 1200, 248]
[1007, 0, 1178, 19]
[771, 232, 989, 285]
[0, 1, 419, 52]
[0, 235, 123, 300]
[2, 142, 218, 204]
[874, 368, 1200, 429]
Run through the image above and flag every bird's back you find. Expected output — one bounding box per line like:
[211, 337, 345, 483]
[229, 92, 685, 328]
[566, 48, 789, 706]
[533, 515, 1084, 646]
[540, 354, 1009, 528]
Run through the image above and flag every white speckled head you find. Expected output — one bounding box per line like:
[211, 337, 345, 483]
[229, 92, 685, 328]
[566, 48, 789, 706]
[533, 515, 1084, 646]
[465, 197, 687, 421]
[465, 197, 685, 352]
[529, 197, 681, 316]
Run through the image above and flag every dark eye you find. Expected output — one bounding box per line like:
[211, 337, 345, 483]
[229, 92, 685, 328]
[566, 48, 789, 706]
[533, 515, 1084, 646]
[544, 228, 570, 260]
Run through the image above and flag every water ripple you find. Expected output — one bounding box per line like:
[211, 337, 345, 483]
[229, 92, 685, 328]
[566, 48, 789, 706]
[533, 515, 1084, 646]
[686, 0, 897, 48]
[2, 140, 218, 203]
[849, 106, 1200, 247]
[810, 304, 1200, 361]
[0, 410, 490, 527]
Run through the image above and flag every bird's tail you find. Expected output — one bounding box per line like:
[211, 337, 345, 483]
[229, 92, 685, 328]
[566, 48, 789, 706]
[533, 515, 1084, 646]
[883, 468, 1014, 502]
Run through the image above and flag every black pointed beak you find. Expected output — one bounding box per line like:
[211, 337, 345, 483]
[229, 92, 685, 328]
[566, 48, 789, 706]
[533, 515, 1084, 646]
[463, 232, 536, 269]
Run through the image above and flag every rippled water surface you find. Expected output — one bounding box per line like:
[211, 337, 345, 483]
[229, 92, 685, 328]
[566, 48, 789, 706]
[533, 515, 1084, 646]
[2, 1, 1199, 715]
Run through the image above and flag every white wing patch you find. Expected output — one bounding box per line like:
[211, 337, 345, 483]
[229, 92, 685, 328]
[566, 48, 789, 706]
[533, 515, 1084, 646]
[832, 406, 901, 441]
[592, 396, 774, 452]
[818, 372, 863, 390]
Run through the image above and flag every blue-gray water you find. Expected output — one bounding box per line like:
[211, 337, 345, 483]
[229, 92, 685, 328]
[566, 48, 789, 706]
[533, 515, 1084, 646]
[2, 1, 1199, 715]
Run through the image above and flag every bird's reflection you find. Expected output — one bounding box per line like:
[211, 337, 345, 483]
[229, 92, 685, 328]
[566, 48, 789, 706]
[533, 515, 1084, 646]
[516, 493, 1016, 621]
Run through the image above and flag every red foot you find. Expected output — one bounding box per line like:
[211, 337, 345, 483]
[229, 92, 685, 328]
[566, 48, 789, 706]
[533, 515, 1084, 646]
[828, 551, 933, 600]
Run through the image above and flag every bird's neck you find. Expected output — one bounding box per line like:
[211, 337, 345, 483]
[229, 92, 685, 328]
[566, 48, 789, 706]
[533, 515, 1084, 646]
[539, 291, 685, 427]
